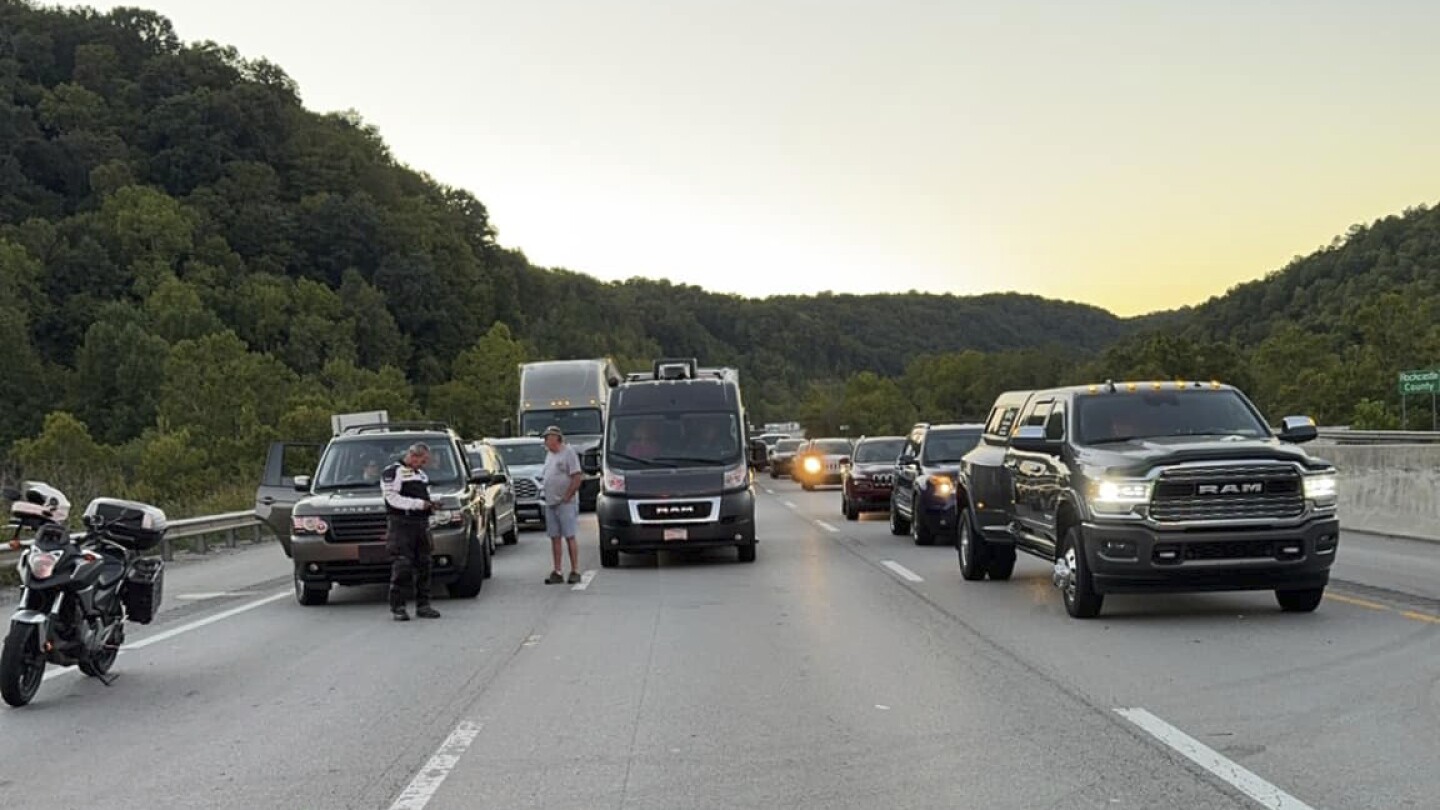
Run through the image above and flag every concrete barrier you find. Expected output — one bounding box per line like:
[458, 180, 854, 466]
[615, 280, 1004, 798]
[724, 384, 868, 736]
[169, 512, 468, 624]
[1312, 443, 1440, 542]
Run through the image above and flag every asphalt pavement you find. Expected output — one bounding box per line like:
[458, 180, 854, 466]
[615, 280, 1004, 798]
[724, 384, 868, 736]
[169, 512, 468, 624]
[0, 483, 1433, 810]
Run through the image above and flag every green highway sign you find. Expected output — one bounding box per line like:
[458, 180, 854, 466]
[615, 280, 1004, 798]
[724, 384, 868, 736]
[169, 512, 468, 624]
[1398, 368, 1440, 395]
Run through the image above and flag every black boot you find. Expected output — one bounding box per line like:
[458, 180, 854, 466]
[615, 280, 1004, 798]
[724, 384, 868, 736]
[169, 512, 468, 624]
[415, 605, 441, 619]
[392, 607, 411, 621]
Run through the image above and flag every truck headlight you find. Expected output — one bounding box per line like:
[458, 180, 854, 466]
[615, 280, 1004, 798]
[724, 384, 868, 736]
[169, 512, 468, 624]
[723, 463, 749, 489]
[1303, 472, 1337, 505]
[1090, 479, 1151, 514]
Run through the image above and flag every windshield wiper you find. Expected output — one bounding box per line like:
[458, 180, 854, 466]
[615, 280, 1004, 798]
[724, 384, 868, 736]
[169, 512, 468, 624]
[607, 452, 678, 468]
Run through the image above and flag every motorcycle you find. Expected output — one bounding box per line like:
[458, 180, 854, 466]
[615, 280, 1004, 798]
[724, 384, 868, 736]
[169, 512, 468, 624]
[1, 482, 166, 707]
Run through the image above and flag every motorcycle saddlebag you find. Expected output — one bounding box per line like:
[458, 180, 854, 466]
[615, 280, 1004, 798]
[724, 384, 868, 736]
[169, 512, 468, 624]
[123, 557, 164, 625]
[84, 497, 167, 551]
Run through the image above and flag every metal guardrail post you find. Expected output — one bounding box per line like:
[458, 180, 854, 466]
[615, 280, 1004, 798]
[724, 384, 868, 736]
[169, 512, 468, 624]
[227, 527, 238, 549]
[194, 532, 208, 554]
[161, 536, 173, 563]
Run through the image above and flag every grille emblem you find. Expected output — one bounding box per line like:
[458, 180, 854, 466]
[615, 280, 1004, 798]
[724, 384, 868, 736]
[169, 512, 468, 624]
[1197, 482, 1265, 496]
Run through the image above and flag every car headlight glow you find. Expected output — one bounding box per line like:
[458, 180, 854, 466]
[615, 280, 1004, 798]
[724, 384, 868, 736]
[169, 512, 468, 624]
[1090, 479, 1151, 514]
[930, 475, 955, 498]
[1304, 472, 1337, 505]
[802, 456, 822, 474]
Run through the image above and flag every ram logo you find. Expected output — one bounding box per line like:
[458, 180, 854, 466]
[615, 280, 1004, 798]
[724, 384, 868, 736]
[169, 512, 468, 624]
[1197, 482, 1265, 496]
[654, 505, 698, 516]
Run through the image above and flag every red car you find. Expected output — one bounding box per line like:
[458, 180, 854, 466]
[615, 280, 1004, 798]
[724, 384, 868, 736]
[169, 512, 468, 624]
[841, 435, 907, 520]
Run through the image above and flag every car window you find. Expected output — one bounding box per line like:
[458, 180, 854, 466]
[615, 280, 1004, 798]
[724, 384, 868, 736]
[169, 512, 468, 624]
[1021, 400, 1053, 429]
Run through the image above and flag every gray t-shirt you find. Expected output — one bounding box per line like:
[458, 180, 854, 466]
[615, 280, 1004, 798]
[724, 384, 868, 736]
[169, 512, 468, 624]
[541, 444, 583, 507]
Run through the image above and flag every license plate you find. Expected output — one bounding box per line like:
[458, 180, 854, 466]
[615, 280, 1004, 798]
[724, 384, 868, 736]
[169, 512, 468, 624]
[663, 528, 688, 542]
[359, 545, 390, 563]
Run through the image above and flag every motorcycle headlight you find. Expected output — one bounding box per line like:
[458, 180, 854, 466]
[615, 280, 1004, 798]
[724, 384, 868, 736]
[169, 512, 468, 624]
[1089, 478, 1151, 514]
[1304, 472, 1338, 506]
[30, 550, 60, 580]
[724, 463, 749, 489]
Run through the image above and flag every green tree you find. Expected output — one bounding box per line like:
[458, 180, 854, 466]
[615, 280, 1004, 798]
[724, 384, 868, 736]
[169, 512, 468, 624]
[428, 322, 529, 438]
[9, 412, 122, 518]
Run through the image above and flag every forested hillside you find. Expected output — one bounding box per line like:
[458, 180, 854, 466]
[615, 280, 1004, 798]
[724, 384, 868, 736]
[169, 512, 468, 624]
[1, 0, 1434, 519]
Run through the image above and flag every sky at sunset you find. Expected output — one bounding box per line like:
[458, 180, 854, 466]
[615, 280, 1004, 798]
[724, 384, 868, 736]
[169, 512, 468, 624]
[63, 0, 1440, 316]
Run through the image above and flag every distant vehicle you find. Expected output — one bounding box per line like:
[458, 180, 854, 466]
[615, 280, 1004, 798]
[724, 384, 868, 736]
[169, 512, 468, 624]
[792, 438, 854, 490]
[583, 358, 763, 567]
[331, 410, 388, 436]
[841, 435, 906, 520]
[256, 421, 497, 606]
[464, 441, 518, 546]
[751, 432, 790, 471]
[517, 359, 623, 511]
[767, 438, 805, 479]
[890, 423, 984, 546]
[483, 437, 547, 529]
[957, 382, 1339, 618]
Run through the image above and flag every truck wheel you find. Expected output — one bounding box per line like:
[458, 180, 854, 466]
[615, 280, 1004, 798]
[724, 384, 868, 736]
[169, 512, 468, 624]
[600, 547, 620, 568]
[1058, 526, 1103, 619]
[294, 569, 330, 606]
[737, 543, 756, 563]
[986, 546, 1017, 581]
[957, 509, 987, 581]
[1275, 587, 1324, 612]
[889, 499, 910, 536]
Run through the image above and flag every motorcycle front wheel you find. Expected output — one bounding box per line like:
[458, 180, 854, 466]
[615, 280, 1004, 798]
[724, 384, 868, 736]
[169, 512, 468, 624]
[0, 623, 46, 707]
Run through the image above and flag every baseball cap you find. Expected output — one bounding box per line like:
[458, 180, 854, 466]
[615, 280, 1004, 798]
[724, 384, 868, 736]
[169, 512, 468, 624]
[542, 425, 564, 438]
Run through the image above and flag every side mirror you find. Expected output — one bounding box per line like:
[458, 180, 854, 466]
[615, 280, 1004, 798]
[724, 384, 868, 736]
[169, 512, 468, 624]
[581, 447, 601, 476]
[468, 470, 494, 486]
[1278, 416, 1318, 444]
[838, 456, 852, 467]
[490, 472, 508, 485]
[897, 453, 917, 467]
[292, 475, 311, 493]
[1010, 426, 1061, 454]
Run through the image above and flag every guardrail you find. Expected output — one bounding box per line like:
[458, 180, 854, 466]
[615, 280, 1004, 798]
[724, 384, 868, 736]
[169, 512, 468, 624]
[1315, 429, 1440, 445]
[3, 510, 266, 566]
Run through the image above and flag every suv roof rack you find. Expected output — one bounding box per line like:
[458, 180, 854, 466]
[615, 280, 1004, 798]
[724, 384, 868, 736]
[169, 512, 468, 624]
[341, 421, 453, 436]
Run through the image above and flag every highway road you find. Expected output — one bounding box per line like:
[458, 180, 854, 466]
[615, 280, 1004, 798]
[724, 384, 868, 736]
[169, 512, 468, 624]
[0, 482, 1436, 809]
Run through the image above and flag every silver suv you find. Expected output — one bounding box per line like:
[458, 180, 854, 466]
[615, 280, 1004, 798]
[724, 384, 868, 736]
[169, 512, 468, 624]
[483, 437, 547, 529]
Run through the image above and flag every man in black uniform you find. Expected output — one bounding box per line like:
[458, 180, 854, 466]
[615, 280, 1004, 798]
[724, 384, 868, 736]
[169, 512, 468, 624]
[381, 443, 442, 621]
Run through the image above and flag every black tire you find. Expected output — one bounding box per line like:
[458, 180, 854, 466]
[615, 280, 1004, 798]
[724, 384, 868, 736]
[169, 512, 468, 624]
[502, 520, 519, 546]
[769, 469, 779, 479]
[986, 546, 1017, 581]
[737, 543, 757, 563]
[1058, 526, 1103, 619]
[449, 528, 486, 599]
[482, 521, 495, 580]
[843, 498, 859, 521]
[600, 547, 620, 568]
[957, 508, 987, 581]
[294, 570, 330, 606]
[1276, 587, 1324, 613]
[911, 497, 935, 546]
[0, 623, 45, 707]
[889, 498, 910, 536]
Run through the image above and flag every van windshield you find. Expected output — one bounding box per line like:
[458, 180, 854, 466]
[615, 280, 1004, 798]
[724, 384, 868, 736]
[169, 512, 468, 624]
[607, 412, 742, 469]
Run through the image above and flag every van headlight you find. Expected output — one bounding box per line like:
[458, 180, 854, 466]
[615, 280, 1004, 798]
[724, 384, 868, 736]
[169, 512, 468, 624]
[1303, 472, 1337, 506]
[1090, 479, 1151, 514]
[724, 464, 749, 489]
[604, 470, 626, 494]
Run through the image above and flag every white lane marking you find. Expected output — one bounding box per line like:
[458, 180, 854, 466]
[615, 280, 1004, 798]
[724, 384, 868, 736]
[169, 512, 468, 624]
[815, 520, 839, 533]
[881, 561, 924, 583]
[36, 591, 287, 682]
[876, 704, 891, 711]
[176, 591, 259, 600]
[571, 570, 597, 591]
[388, 720, 484, 810]
[128, 592, 289, 650]
[763, 488, 774, 495]
[783, 501, 797, 510]
[522, 634, 543, 647]
[1116, 708, 1315, 810]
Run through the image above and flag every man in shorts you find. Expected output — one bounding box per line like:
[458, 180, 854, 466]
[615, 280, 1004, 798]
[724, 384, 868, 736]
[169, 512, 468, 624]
[540, 426, 584, 584]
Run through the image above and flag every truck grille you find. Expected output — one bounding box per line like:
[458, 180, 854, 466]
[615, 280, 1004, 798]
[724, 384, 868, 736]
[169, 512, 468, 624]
[326, 514, 389, 543]
[636, 501, 714, 521]
[514, 479, 539, 500]
[1150, 464, 1304, 522]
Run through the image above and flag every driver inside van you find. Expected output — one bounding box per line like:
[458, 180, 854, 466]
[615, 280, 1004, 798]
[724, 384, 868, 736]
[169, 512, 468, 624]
[624, 420, 662, 459]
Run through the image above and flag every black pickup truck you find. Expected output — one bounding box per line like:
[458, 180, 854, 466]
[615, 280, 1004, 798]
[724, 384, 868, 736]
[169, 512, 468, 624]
[956, 382, 1340, 618]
